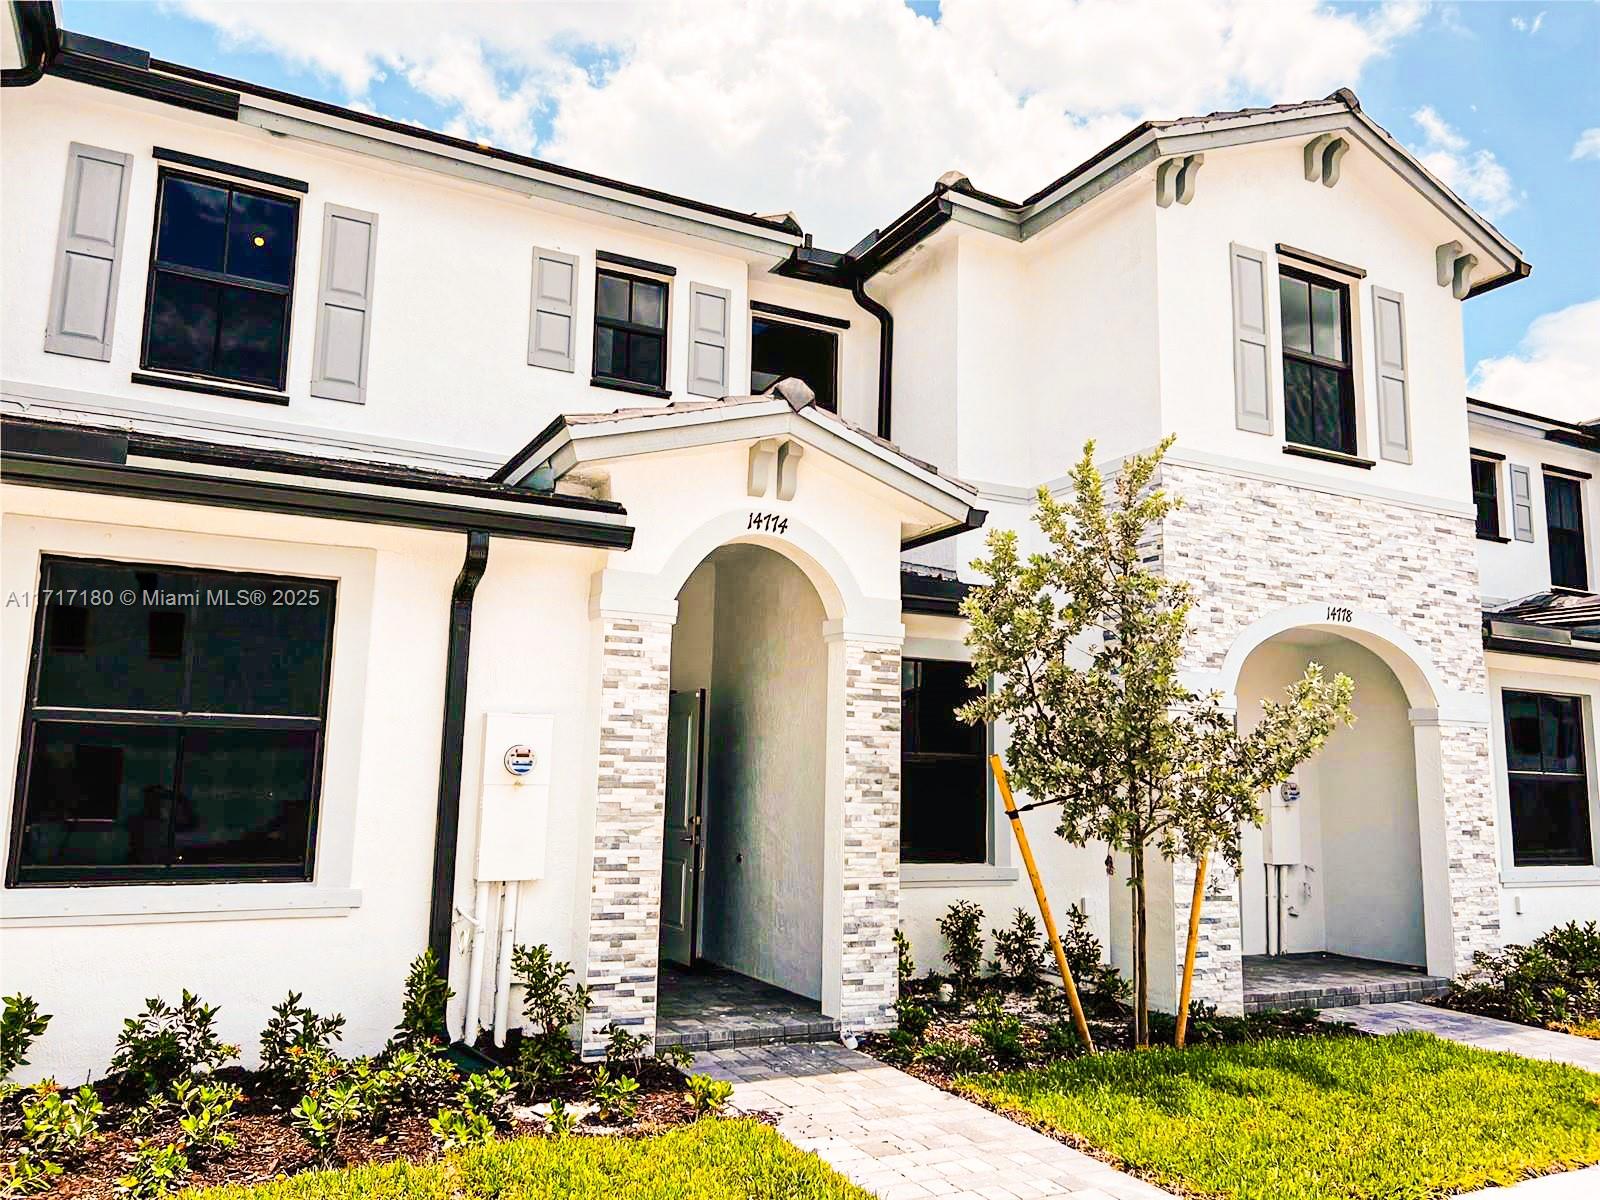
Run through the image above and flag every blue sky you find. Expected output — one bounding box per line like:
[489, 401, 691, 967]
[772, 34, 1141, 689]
[62, 1, 1598, 413]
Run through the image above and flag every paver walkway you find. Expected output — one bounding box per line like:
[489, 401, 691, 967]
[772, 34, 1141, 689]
[1318, 1001, 1600, 1072]
[1460, 1166, 1600, 1197]
[692, 1042, 1173, 1200]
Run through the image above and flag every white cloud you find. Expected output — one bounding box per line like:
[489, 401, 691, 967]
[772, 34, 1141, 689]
[1410, 105, 1520, 219]
[168, 0, 1427, 246]
[1471, 299, 1600, 423]
[1509, 11, 1545, 35]
[1573, 128, 1600, 161]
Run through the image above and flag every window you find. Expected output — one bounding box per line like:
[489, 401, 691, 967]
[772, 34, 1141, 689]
[1279, 268, 1355, 456]
[593, 269, 668, 392]
[901, 659, 987, 863]
[8, 558, 335, 886]
[751, 317, 838, 412]
[1472, 457, 1501, 540]
[1545, 472, 1589, 591]
[1503, 691, 1595, 867]
[141, 171, 299, 390]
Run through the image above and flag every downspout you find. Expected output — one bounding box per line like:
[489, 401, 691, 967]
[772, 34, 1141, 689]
[851, 275, 894, 441]
[2, 1, 61, 87]
[427, 530, 491, 968]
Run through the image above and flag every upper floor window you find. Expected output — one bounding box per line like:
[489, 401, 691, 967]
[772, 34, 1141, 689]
[594, 269, 668, 394]
[8, 557, 335, 886]
[1544, 471, 1589, 591]
[142, 172, 299, 391]
[901, 658, 987, 864]
[1279, 268, 1355, 456]
[1471, 455, 1502, 540]
[1502, 690, 1594, 867]
[751, 315, 838, 412]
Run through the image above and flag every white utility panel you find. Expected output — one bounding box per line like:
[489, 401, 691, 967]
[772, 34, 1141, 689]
[476, 713, 554, 881]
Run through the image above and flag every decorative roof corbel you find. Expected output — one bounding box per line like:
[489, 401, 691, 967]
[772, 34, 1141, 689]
[776, 441, 804, 501]
[1435, 241, 1478, 300]
[1303, 133, 1350, 187]
[1156, 154, 1204, 208]
[748, 437, 779, 497]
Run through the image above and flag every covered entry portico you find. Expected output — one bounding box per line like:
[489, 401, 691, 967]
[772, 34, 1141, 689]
[496, 391, 985, 1055]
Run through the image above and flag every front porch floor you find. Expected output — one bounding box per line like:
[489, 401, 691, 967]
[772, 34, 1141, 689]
[1243, 952, 1450, 1014]
[655, 962, 841, 1050]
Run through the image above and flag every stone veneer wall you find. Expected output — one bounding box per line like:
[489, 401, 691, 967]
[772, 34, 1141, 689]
[581, 615, 673, 1056]
[838, 640, 903, 1033]
[1158, 461, 1500, 1008]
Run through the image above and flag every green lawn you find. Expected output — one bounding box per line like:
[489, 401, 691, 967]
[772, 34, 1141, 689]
[959, 1031, 1600, 1200]
[185, 1120, 869, 1200]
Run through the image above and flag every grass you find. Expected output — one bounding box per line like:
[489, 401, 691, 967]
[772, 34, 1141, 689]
[183, 1119, 870, 1199]
[958, 1031, 1600, 1200]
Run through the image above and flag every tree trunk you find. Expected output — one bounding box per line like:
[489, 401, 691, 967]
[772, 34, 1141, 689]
[1132, 845, 1149, 1047]
[1175, 850, 1208, 1049]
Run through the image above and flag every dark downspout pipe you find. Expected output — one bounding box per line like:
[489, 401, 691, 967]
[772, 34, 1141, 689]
[427, 530, 491, 966]
[851, 276, 894, 441]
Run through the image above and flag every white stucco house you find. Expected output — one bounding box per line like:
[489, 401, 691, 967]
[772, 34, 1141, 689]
[3, 2, 1594, 1083]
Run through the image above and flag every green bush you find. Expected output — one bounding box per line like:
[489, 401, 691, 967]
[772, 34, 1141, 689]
[390, 950, 452, 1052]
[1059, 904, 1129, 1007]
[894, 928, 915, 986]
[1, 994, 51, 1085]
[291, 1081, 364, 1165]
[116, 1141, 188, 1199]
[454, 1068, 516, 1132]
[513, 944, 591, 1037]
[21, 1083, 103, 1161]
[170, 1078, 240, 1157]
[937, 901, 986, 995]
[515, 1030, 577, 1096]
[429, 1104, 494, 1151]
[1040, 1019, 1081, 1058]
[893, 998, 932, 1043]
[918, 1039, 984, 1075]
[972, 998, 1026, 1067]
[2, 1149, 60, 1195]
[588, 1067, 639, 1123]
[259, 992, 345, 1099]
[601, 1024, 651, 1077]
[991, 908, 1049, 993]
[110, 992, 236, 1098]
[1449, 920, 1600, 1032]
[685, 1073, 732, 1118]
[540, 1097, 575, 1137]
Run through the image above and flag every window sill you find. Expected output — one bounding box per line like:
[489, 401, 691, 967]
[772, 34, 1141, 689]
[1281, 443, 1375, 470]
[1476, 533, 1511, 544]
[1499, 868, 1600, 888]
[590, 376, 671, 401]
[0, 883, 362, 927]
[900, 863, 1020, 888]
[132, 371, 290, 406]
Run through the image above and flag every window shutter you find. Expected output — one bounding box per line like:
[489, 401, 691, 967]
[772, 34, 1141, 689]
[1372, 287, 1411, 463]
[686, 282, 730, 398]
[1229, 243, 1273, 434]
[1509, 464, 1535, 542]
[528, 247, 578, 371]
[44, 143, 133, 361]
[311, 204, 378, 404]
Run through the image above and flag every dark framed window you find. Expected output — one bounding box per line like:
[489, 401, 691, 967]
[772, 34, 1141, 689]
[593, 269, 668, 392]
[1544, 472, 1589, 591]
[1472, 457, 1501, 539]
[901, 659, 987, 863]
[1503, 691, 1594, 867]
[1279, 267, 1356, 456]
[7, 557, 336, 887]
[141, 170, 300, 391]
[751, 317, 838, 412]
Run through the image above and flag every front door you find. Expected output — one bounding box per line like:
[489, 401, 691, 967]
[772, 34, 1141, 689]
[659, 689, 705, 967]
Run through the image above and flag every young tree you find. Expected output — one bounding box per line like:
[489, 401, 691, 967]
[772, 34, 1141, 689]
[960, 438, 1354, 1045]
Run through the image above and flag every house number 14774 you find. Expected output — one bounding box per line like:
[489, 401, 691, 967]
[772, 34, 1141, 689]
[748, 512, 789, 534]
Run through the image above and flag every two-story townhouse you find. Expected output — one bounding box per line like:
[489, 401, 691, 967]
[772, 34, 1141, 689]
[2, 2, 1587, 1083]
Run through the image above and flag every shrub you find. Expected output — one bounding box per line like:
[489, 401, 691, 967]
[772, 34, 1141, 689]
[972, 997, 1027, 1067]
[391, 950, 453, 1051]
[169, 1078, 240, 1157]
[430, 1103, 495, 1150]
[115, 1141, 188, 1199]
[362, 1048, 460, 1127]
[1, 994, 51, 1085]
[589, 1067, 639, 1123]
[894, 928, 915, 987]
[894, 998, 932, 1043]
[541, 1097, 575, 1137]
[455, 1068, 516, 1132]
[655, 1043, 694, 1071]
[1449, 921, 1600, 1032]
[992, 908, 1050, 993]
[21, 1083, 103, 1161]
[602, 1024, 652, 1077]
[2, 1149, 60, 1195]
[938, 901, 986, 995]
[259, 992, 345, 1099]
[1059, 904, 1130, 1006]
[291, 1080, 363, 1164]
[110, 992, 236, 1098]
[516, 1029, 578, 1095]
[686, 1073, 733, 1118]
[918, 1039, 984, 1075]
[1040, 1019, 1081, 1059]
[513, 944, 591, 1036]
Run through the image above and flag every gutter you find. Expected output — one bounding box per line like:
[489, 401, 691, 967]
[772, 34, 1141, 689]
[0, 1, 57, 87]
[427, 531, 490, 967]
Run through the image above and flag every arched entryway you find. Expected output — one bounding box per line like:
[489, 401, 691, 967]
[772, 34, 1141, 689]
[655, 544, 833, 1045]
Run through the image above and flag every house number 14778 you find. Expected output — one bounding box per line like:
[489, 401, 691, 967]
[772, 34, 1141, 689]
[748, 512, 789, 534]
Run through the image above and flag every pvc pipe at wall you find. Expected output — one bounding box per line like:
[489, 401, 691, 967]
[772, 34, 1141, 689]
[491, 882, 518, 1047]
[462, 882, 490, 1045]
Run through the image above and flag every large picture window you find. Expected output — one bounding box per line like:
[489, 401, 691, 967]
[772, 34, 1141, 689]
[141, 171, 299, 391]
[1279, 267, 1355, 456]
[1544, 472, 1589, 591]
[7, 558, 335, 886]
[901, 658, 987, 863]
[1502, 690, 1595, 867]
[751, 316, 838, 412]
[593, 269, 668, 393]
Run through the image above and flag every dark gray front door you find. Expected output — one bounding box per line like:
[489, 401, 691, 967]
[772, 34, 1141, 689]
[659, 689, 705, 967]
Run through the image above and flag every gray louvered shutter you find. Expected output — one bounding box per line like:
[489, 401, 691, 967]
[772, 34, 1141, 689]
[1509, 465, 1535, 542]
[1372, 287, 1411, 463]
[686, 283, 730, 398]
[1229, 243, 1273, 434]
[311, 204, 378, 404]
[527, 247, 578, 372]
[44, 143, 133, 361]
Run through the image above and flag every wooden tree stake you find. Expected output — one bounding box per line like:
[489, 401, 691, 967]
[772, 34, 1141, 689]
[1174, 849, 1208, 1048]
[990, 755, 1096, 1055]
